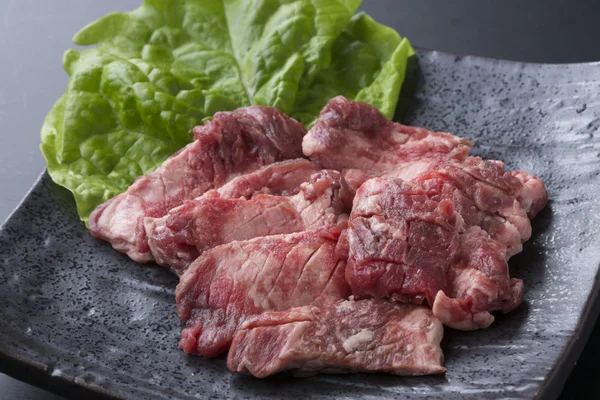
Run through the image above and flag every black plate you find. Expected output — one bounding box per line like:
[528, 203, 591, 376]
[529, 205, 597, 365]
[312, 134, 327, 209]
[1, 49, 599, 400]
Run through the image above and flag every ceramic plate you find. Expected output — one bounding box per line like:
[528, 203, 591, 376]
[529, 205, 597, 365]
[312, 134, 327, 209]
[1, 49, 599, 399]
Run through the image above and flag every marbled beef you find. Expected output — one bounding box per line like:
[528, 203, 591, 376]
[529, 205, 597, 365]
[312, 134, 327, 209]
[216, 159, 321, 200]
[89, 107, 306, 262]
[345, 177, 461, 305]
[302, 96, 472, 182]
[145, 170, 352, 275]
[228, 299, 445, 378]
[176, 228, 349, 358]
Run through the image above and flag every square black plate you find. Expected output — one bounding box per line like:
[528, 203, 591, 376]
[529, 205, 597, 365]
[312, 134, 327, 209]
[1, 49, 599, 399]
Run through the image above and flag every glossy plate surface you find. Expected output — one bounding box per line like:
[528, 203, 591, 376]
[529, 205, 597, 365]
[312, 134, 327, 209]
[1, 50, 599, 399]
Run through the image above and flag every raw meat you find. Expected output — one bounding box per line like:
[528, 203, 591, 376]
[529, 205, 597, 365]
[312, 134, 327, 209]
[145, 194, 304, 276]
[83, 96, 550, 376]
[512, 170, 548, 218]
[432, 226, 523, 330]
[421, 156, 547, 220]
[289, 169, 353, 229]
[176, 228, 349, 358]
[347, 161, 547, 330]
[303, 96, 546, 222]
[302, 97, 547, 217]
[145, 170, 352, 275]
[89, 107, 306, 262]
[414, 159, 545, 329]
[316, 96, 547, 330]
[227, 299, 445, 378]
[217, 159, 321, 200]
[302, 96, 472, 177]
[345, 178, 461, 305]
[417, 157, 535, 258]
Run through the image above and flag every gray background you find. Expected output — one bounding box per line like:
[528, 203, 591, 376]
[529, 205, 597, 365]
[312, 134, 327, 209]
[0, 0, 598, 399]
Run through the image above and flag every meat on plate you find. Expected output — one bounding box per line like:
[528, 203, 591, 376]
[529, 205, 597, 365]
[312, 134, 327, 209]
[88, 95, 548, 376]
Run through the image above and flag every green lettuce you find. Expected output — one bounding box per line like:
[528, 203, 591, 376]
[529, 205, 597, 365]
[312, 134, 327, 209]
[293, 12, 413, 126]
[40, 0, 413, 223]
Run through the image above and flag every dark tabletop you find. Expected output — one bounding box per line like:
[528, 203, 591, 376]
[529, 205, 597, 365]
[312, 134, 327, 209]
[0, 0, 598, 399]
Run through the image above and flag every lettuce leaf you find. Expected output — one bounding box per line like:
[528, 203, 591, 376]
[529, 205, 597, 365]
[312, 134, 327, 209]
[40, 0, 412, 222]
[293, 12, 414, 126]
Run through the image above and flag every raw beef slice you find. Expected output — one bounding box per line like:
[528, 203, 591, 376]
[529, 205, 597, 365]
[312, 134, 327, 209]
[228, 299, 445, 378]
[89, 106, 306, 262]
[345, 177, 461, 305]
[304, 96, 548, 332]
[145, 170, 352, 275]
[216, 159, 321, 200]
[417, 157, 537, 258]
[413, 159, 546, 329]
[302, 96, 472, 180]
[176, 228, 349, 358]
[432, 226, 523, 330]
[347, 163, 546, 330]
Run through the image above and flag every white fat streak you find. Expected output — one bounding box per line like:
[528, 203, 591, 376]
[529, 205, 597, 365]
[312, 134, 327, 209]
[390, 130, 409, 144]
[369, 217, 389, 233]
[336, 300, 353, 311]
[342, 329, 375, 352]
[302, 134, 324, 156]
[101, 195, 142, 242]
